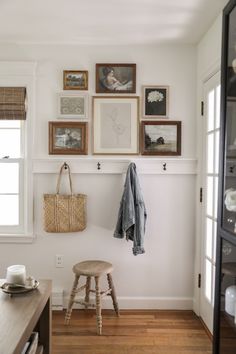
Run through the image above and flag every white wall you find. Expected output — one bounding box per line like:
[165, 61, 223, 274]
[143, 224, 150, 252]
[0, 43, 197, 309]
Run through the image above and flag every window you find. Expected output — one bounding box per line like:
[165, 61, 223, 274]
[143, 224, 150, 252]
[0, 63, 36, 242]
[0, 120, 25, 233]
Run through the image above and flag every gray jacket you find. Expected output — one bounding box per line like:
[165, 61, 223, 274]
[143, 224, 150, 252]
[114, 163, 147, 255]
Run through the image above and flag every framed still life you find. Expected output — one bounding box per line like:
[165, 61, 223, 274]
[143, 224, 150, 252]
[140, 120, 181, 156]
[143, 85, 169, 118]
[92, 96, 139, 155]
[49, 121, 88, 155]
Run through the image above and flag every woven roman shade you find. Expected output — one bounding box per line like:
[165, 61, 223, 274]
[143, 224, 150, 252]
[0, 87, 27, 120]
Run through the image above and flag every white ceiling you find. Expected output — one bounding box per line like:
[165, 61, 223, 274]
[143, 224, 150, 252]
[0, 0, 229, 45]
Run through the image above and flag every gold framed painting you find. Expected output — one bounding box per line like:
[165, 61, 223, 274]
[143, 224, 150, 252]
[63, 70, 88, 90]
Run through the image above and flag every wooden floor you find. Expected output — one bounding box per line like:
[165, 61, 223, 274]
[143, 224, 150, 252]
[52, 309, 212, 354]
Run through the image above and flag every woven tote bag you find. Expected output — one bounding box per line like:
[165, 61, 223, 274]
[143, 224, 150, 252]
[43, 163, 87, 233]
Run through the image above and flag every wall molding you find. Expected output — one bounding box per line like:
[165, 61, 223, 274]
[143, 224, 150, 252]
[33, 157, 197, 175]
[62, 295, 193, 310]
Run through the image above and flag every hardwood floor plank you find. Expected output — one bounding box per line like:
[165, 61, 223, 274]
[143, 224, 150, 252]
[52, 310, 212, 354]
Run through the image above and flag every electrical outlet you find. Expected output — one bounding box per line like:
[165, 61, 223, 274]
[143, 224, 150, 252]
[55, 254, 64, 268]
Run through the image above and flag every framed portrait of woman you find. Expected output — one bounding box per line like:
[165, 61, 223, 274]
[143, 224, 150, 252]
[96, 64, 136, 94]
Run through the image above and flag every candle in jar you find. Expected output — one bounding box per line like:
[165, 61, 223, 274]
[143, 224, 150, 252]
[6, 265, 26, 285]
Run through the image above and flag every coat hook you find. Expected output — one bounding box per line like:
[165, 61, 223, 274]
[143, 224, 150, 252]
[64, 162, 68, 170]
[97, 162, 101, 170]
[162, 162, 167, 171]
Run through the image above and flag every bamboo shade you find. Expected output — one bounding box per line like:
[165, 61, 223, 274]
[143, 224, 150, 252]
[0, 87, 27, 120]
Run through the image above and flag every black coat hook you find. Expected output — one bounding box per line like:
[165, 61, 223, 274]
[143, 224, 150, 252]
[97, 162, 101, 170]
[64, 162, 68, 170]
[162, 163, 167, 171]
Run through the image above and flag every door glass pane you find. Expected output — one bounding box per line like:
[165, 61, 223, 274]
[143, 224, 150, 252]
[206, 218, 213, 259]
[0, 130, 21, 157]
[215, 85, 221, 129]
[215, 130, 220, 174]
[207, 176, 214, 216]
[214, 176, 219, 219]
[0, 163, 19, 193]
[207, 133, 214, 174]
[0, 195, 19, 225]
[205, 259, 212, 302]
[213, 221, 217, 263]
[208, 90, 215, 132]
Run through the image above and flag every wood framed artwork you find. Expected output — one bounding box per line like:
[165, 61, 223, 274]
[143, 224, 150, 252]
[96, 64, 136, 94]
[63, 70, 88, 90]
[143, 86, 169, 118]
[141, 121, 181, 156]
[58, 92, 88, 119]
[93, 96, 139, 155]
[49, 121, 88, 155]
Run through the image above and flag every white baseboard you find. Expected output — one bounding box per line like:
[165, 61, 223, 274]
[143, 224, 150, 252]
[62, 295, 193, 310]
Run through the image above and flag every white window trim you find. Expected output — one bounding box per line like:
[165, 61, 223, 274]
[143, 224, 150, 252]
[0, 62, 36, 243]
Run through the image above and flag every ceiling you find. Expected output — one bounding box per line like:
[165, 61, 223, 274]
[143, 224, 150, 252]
[0, 0, 229, 45]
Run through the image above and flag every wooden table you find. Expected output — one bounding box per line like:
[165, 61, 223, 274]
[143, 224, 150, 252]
[0, 279, 52, 354]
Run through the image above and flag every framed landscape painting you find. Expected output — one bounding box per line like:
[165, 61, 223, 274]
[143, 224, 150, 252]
[49, 121, 88, 155]
[143, 86, 169, 118]
[96, 64, 136, 93]
[93, 96, 139, 155]
[63, 70, 88, 90]
[141, 121, 181, 156]
[58, 93, 88, 119]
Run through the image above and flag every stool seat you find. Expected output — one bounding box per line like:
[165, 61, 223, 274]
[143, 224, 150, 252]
[73, 260, 113, 277]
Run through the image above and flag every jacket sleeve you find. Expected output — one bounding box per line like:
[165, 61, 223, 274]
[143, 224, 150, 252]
[114, 170, 135, 239]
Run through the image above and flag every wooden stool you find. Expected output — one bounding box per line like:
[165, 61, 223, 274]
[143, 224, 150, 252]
[65, 260, 119, 335]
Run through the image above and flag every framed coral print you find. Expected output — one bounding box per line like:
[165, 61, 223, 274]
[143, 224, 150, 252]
[58, 92, 88, 119]
[96, 64, 136, 93]
[143, 86, 169, 118]
[49, 121, 88, 155]
[141, 121, 181, 156]
[93, 96, 139, 155]
[63, 70, 88, 90]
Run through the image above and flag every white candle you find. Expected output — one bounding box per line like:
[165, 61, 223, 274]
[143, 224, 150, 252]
[6, 265, 26, 285]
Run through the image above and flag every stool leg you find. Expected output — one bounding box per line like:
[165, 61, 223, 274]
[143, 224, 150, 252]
[95, 276, 102, 335]
[65, 275, 80, 324]
[107, 273, 119, 317]
[84, 276, 91, 309]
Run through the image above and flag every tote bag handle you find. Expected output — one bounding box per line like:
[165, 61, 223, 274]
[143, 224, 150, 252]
[56, 163, 73, 195]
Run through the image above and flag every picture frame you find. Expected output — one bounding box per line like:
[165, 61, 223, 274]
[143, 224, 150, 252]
[143, 85, 169, 118]
[63, 70, 88, 90]
[96, 63, 136, 94]
[58, 92, 88, 119]
[93, 96, 139, 155]
[49, 121, 88, 155]
[140, 121, 181, 156]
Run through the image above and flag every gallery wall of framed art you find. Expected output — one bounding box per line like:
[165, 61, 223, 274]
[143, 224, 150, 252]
[48, 63, 182, 156]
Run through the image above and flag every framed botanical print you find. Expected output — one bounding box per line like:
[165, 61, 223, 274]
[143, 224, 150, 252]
[63, 70, 88, 90]
[58, 92, 88, 119]
[141, 121, 181, 156]
[49, 121, 88, 155]
[93, 96, 139, 155]
[143, 86, 169, 118]
[96, 64, 136, 93]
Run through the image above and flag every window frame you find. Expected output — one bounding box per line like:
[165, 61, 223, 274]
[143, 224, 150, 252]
[0, 62, 36, 243]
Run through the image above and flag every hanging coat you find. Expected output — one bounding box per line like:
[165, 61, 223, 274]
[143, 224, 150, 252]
[113, 163, 147, 255]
